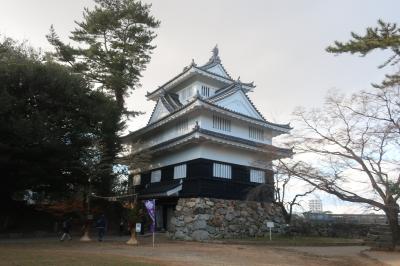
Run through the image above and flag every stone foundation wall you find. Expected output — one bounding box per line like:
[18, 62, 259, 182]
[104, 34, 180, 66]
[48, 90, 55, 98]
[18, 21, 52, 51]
[168, 197, 284, 241]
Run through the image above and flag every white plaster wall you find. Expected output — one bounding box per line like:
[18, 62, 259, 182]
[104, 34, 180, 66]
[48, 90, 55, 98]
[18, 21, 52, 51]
[198, 143, 271, 169]
[178, 81, 217, 103]
[148, 143, 271, 170]
[139, 110, 275, 151]
[199, 112, 272, 145]
[139, 113, 199, 149]
[149, 145, 202, 170]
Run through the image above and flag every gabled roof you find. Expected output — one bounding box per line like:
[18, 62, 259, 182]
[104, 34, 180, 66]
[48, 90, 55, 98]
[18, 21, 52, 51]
[121, 96, 291, 143]
[147, 92, 182, 124]
[198, 45, 233, 79]
[146, 46, 255, 100]
[210, 87, 266, 121]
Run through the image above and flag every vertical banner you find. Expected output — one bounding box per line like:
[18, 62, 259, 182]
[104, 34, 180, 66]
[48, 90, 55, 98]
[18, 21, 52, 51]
[144, 199, 156, 232]
[144, 199, 156, 247]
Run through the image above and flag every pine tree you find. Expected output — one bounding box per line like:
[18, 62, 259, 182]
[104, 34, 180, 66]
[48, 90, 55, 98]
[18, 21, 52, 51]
[46, 0, 159, 195]
[326, 19, 400, 88]
[46, 0, 160, 112]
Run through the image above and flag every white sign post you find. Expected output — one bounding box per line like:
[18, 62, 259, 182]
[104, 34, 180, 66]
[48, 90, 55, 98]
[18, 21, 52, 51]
[266, 222, 274, 241]
[135, 223, 141, 233]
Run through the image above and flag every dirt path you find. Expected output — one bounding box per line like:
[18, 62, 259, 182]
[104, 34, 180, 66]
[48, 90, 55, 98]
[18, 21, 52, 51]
[0, 235, 388, 266]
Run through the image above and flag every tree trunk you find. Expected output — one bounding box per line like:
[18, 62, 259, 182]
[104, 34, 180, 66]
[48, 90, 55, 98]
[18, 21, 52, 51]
[385, 206, 399, 249]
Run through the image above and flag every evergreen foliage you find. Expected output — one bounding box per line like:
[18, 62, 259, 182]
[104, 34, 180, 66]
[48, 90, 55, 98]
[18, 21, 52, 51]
[326, 19, 400, 88]
[46, 0, 160, 112]
[0, 37, 118, 206]
[46, 0, 160, 195]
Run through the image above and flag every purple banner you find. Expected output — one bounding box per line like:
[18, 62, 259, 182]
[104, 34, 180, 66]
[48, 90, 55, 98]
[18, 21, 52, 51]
[144, 199, 156, 233]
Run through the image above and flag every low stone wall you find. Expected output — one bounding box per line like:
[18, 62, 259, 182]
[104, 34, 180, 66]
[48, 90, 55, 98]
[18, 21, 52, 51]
[168, 197, 284, 241]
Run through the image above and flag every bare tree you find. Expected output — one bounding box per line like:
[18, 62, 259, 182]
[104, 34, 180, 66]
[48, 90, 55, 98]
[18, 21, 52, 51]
[274, 163, 316, 224]
[247, 162, 316, 224]
[283, 86, 400, 248]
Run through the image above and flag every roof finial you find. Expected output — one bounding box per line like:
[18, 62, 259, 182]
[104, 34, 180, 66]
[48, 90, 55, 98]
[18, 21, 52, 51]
[212, 44, 219, 57]
[211, 44, 221, 63]
[190, 58, 197, 66]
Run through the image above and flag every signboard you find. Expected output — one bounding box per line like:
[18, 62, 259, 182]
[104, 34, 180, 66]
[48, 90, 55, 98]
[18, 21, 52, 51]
[133, 175, 141, 186]
[135, 223, 141, 233]
[266, 222, 274, 228]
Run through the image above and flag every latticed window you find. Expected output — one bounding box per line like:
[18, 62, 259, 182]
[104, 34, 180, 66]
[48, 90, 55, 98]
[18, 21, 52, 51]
[250, 169, 265, 183]
[213, 115, 231, 132]
[176, 118, 189, 134]
[174, 164, 187, 179]
[151, 170, 161, 183]
[201, 85, 210, 97]
[213, 163, 232, 179]
[249, 126, 264, 141]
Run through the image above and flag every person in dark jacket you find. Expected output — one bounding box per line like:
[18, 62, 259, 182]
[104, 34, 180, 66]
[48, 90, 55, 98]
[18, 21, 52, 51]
[60, 217, 72, 241]
[96, 214, 107, 241]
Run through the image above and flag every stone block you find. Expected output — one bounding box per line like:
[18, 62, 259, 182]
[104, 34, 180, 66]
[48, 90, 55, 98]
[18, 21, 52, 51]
[193, 219, 207, 230]
[192, 230, 209, 241]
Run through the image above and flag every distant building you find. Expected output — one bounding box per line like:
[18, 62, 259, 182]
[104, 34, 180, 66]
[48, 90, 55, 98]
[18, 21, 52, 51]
[309, 199, 323, 213]
[304, 213, 396, 225]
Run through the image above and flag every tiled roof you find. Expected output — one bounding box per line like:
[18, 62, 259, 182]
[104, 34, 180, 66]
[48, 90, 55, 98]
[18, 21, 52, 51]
[122, 96, 291, 142]
[146, 47, 255, 99]
[146, 126, 293, 157]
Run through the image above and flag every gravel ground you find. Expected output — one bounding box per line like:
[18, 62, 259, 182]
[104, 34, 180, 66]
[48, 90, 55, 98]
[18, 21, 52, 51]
[0, 235, 395, 266]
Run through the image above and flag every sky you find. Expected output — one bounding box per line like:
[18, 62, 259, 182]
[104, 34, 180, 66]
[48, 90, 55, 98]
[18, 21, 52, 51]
[1, 0, 398, 213]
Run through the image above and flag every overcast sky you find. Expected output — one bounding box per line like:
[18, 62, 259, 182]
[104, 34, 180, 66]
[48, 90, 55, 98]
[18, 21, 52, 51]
[1, 0, 398, 213]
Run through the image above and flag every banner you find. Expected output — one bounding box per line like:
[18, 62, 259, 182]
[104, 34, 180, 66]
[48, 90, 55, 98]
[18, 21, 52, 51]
[144, 199, 156, 233]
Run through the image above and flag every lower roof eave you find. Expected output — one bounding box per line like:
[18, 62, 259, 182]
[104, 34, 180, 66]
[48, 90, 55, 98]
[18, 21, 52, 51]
[131, 130, 292, 160]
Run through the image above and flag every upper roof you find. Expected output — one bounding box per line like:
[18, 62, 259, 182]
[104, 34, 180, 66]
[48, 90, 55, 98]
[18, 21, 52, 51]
[197, 45, 233, 79]
[122, 95, 291, 143]
[146, 45, 255, 101]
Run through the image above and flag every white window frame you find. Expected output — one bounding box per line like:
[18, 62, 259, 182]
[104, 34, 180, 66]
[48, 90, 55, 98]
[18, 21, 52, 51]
[176, 118, 189, 134]
[249, 126, 264, 141]
[173, 164, 187, 179]
[250, 169, 265, 183]
[213, 115, 231, 132]
[151, 170, 161, 183]
[213, 163, 232, 179]
[201, 85, 210, 97]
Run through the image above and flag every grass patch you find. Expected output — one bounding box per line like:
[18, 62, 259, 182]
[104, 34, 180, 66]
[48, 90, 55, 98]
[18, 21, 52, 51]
[0, 246, 158, 266]
[219, 235, 364, 246]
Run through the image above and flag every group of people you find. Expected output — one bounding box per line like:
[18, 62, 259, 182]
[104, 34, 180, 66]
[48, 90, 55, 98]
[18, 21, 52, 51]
[60, 214, 107, 242]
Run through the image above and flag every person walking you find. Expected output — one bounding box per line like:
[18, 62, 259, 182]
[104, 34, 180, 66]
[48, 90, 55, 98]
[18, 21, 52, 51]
[96, 214, 107, 241]
[119, 218, 125, 236]
[60, 217, 72, 241]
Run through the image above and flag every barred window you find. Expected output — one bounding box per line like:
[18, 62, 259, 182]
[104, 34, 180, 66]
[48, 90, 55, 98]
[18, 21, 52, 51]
[250, 169, 265, 183]
[213, 163, 232, 179]
[213, 115, 231, 132]
[151, 170, 161, 183]
[174, 164, 187, 179]
[249, 126, 264, 141]
[176, 118, 189, 134]
[201, 85, 210, 97]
